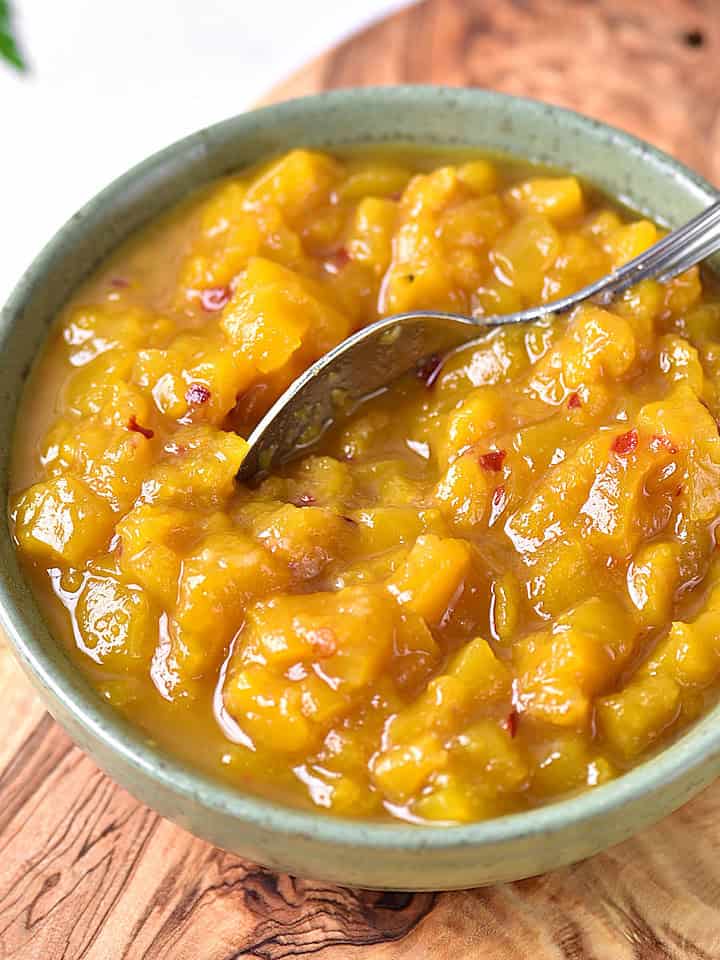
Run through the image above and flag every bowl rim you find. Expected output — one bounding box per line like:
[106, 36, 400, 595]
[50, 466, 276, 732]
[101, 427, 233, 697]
[4, 83, 720, 852]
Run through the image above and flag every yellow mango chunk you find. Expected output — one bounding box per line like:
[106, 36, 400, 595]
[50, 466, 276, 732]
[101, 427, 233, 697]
[457, 159, 497, 195]
[506, 177, 584, 222]
[532, 736, 616, 797]
[224, 586, 401, 752]
[442, 388, 504, 465]
[604, 219, 658, 267]
[244, 149, 341, 222]
[434, 453, 494, 533]
[172, 531, 288, 679]
[491, 215, 561, 302]
[386, 534, 472, 623]
[117, 503, 197, 608]
[401, 166, 459, 216]
[346, 197, 397, 275]
[456, 720, 529, 792]
[445, 636, 512, 700]
[75, 575, 156, 672]
[221, 257, 350, 371]
[437, 195, 508, 249]
[491, 572, 521, 641]
[337, 162, 411, 201]
[142, 426, 248, 509]
[516, 596, 635, 727]
[627, 540, 680, 627]
[371, 732, 448, 804]
[12, 476, 115, 567]
[249, 503, 354, 580]
[597, 675, 681, 759]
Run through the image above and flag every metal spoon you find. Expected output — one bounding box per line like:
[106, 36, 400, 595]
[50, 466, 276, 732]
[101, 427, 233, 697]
[237, 199, 720, 486]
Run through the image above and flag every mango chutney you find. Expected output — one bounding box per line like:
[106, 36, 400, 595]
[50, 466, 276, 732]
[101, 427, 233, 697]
[10, 148, 720, 824]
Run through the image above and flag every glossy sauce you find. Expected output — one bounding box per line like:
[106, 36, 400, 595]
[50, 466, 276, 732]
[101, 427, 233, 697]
[10, 148, 720, 823]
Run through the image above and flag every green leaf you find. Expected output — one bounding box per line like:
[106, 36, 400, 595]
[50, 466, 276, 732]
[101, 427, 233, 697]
[0, 0, 27, 71]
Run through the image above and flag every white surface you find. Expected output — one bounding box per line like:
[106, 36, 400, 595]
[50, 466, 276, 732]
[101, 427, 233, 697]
[0, 0, 406, 300]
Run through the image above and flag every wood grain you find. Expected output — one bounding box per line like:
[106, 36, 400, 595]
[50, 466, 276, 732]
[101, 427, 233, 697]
[3, 1, 720, 957]
[263, 0, 720, 184]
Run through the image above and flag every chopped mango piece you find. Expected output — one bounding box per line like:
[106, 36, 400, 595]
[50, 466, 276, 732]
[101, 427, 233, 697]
[12, 476, 115, 566]
[386, 534, 472, 623]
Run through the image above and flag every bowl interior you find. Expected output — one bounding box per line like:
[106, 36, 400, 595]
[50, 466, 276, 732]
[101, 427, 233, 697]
[2, 86, 720, 871]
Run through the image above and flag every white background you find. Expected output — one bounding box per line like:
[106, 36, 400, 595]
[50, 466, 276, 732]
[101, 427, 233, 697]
[0, 0, 406, 300]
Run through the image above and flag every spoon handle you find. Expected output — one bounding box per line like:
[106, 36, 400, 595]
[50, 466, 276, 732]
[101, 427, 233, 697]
[594, 199, 720, 303]
[491, 198, 720, 326]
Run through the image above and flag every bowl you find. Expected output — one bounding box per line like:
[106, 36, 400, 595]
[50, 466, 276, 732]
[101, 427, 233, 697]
[2, 86, 720, 892]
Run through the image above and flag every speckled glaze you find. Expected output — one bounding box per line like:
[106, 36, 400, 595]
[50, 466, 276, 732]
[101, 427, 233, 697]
[2, 87, 720, 892]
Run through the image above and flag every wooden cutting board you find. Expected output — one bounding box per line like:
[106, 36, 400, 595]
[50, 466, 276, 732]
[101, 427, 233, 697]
[2, 2, 720, 956]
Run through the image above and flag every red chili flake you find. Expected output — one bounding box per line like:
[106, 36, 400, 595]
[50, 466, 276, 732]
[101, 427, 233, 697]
[479, 449, 507, 472]
[341, 515, 358, 525]
[492, 485, 506, 508]
[293, 493, 317, 507]
[127, 415, 154, 439]
[185, 382, 211, 405]
[390, 190, 403, 202]
[110, 277, 129, 288]
[675, 485, 684, 497]
[200, 285, 231, 312]
[611, 429, 638, 456]
[649, 434, 679, 455]
[416, 353, 445, 388]
[327, 246, 351, 272]
[306, 627, 337, 658]
[567, 392, 581, 409]
[505, 710, 519, 738]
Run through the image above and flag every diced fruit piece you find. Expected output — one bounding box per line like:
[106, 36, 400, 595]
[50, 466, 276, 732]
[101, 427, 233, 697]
[244, 149, 341, 222]
[401, 166, 459, 216]
[457, 160, 497, 195]
[604, 220, 658, 267]
[248, 503, 354, 580]
[221, 257, 350, 372]
[12, 476, 115, 566]
[532, 736, 615, 796]
[346, 197, 396, 275]
[386, 534, 472, 622]
[434, 454, 492, 532]
[627, 541, 680, 627]
[116, 503, 197, 608]
[491, 215, 561, 303]
[505, 177, 583, 222]
[491, 572, 521, 641]
[143, 426, 248, 508]
[445, 636, 512, 700]
[171, 531, 287, 680]
[371, 732, 448, 803]
[597, 675, 681, 759]
[455, 719, 529, 792]
[337, 163, 412, 201]
[515, 596, 634, 728]
[441, 388, 503, 465]
[224, 586, 401, 752]
[75, 575, 156, 671]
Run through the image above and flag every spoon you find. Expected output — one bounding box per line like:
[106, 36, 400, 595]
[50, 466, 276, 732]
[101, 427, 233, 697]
[237, 199, 720, 486]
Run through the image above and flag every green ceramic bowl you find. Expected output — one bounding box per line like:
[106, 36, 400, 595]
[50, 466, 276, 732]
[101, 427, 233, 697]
[2, 87, 720, 891]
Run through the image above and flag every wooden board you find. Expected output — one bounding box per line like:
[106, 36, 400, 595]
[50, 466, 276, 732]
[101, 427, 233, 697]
[2, 1, 720, 956]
